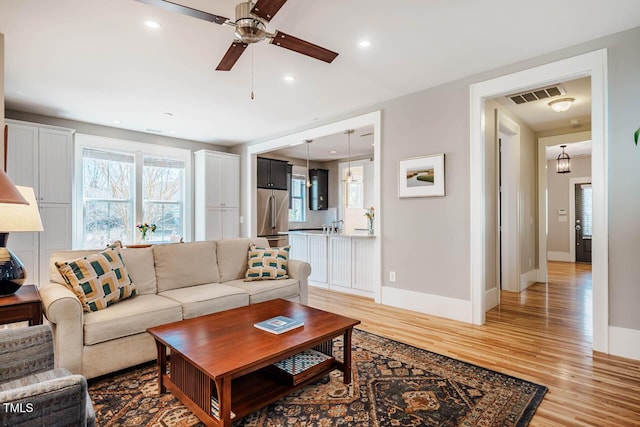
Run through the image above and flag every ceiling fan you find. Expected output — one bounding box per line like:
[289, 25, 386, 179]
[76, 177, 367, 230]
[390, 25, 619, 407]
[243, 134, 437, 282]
[135, 0, 339, 71]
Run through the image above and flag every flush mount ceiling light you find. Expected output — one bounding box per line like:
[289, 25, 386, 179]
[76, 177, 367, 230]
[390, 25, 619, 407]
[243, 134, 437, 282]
[548, 97, 575, 112]
[556, 145, 571, 174]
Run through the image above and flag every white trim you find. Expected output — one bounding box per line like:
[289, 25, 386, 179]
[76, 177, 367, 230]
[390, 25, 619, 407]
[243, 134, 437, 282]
[381, 286, 471, 323]
[609, 326, 640, 361]
[245, 111, 382, 303]
[569, 176, 592, 262]
[547, 251, 573, 262]
[537, 132, 591, 280]
[498, 112, 520, 293]
[520, 269, 538, 290]
[469, 49, 608, 354]
[485, 287, 499, 311]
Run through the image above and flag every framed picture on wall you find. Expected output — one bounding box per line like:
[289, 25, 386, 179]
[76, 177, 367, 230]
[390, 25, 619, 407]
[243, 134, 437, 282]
[398, 153, 445, 198]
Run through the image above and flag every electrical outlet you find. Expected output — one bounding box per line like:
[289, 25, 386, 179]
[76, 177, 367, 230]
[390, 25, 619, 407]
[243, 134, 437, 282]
[389, 271, 396, 282]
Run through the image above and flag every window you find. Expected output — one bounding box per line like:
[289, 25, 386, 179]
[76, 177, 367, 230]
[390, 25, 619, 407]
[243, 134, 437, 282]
[580, 184, 592, 237]
[289, 175, 307, 222]
[76, 135, 191, 248]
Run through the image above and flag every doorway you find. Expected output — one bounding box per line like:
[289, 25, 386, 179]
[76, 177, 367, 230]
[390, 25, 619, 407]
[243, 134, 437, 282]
[572, 179, 592, 263]
[470, 49, 608, 353]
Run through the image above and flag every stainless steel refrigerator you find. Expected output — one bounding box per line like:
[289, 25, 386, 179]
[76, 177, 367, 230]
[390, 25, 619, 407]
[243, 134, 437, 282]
[257, 188, 289, 247]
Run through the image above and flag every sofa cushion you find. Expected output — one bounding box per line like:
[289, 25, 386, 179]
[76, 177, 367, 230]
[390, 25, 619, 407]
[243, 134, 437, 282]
[120, 247, 156, 295]
[217, 237, 270, 282]
[159, 283, 249, 319]
[225, 278, 300, 303]
[153, 241, 220, 292]
[245, 245, 290, 281]
[56, 247, 137, 312]
[83, 294, 182, 345]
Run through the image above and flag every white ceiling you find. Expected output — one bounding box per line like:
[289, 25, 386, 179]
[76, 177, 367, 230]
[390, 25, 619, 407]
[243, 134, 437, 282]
[494, 77, 592, 132]
[269, 125, 374, 162]
[546, 140, 592, 161]
[1, 0, 640, 145]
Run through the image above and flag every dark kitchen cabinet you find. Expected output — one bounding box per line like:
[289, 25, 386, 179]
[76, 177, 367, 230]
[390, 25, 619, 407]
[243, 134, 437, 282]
[257, 157, 289, 190]
[309, 168, 328, 210]
[286, 163, 293, 208]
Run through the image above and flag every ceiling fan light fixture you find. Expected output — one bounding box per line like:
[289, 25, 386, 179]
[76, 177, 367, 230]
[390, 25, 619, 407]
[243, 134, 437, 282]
[234, 18, 267, 43]
[548, 97, 575, 113]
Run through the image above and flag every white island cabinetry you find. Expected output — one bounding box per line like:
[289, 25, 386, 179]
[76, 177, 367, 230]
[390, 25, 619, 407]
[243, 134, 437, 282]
[287, 231, 375, 297]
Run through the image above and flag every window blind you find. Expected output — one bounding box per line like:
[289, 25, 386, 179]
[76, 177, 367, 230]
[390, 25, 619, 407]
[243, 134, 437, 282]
[580, 184, 592, 237]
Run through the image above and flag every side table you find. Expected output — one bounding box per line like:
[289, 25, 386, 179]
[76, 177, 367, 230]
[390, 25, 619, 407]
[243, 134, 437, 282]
[0, 285, 43, 326]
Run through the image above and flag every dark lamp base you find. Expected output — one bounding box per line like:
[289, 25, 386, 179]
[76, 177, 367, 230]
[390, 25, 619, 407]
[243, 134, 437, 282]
[0, 246, 26, 297]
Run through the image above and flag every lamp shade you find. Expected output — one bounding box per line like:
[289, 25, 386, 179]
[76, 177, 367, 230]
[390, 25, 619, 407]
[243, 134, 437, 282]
[0, 169, 28, 205]
[0, 186, 44, 232]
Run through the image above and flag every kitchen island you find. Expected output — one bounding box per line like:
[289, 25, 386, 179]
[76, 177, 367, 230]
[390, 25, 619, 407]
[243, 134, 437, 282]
[286, 230, 375, 297]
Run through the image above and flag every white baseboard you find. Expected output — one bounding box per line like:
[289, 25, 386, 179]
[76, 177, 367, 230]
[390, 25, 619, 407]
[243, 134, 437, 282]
[485, 287, 499, 311]
[547, 251, 573, 262]
[609, 326, 640, 360]
[381, 286, 471, 323]
[520, 269, 538, 290]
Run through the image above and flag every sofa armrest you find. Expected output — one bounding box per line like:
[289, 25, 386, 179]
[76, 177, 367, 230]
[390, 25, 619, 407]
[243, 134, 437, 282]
[0, 325, 54, 383]
[288, 259, 311, 305]
[39, 282, 84, 375]
[0, 375, 92, 427]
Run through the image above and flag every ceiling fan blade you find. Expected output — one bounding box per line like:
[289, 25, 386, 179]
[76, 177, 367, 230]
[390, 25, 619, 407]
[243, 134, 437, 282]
[134, 0, 229, 25]
[216, 42, 249, 71]
[270, 31, 338, 64]
[251, 0, 288, 22]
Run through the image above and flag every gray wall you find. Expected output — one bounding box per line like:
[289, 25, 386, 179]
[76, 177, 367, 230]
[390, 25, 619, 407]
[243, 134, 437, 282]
[547, 156, 592, 253]
[243, 26, 640, 330]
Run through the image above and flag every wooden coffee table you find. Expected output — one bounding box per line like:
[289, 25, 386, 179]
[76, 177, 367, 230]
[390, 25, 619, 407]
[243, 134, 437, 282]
[147, 299, 360, 426]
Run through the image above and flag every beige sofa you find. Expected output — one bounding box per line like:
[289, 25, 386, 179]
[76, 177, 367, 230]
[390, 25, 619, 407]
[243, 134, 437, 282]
[39, 238, 311, 379]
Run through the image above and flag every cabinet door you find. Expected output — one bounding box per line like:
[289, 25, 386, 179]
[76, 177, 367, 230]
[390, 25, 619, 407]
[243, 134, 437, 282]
[308, 235, 327, 284]
[269, 160, 289, 190]
[204, 154, 223, 207]
[257, 158, 271, 189]
[38, 128, 73, 204]
[8, 232, 39, 286]
[288, 234, 308, 262]
[352, 238, 375, 292]
[39, 204, 72, 285]
[221, 156, 240, 208]
[329, 237, 351, 288]
[204, 208, 223, 241]
[6, 123, 38, 189]
[222, 208, 239, 239]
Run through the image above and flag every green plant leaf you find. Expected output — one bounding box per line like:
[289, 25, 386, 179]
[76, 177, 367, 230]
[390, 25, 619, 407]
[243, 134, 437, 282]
[635, 127, 639, 146]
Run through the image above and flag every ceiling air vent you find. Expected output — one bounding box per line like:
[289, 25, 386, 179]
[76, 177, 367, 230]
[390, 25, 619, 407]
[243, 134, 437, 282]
[507, 85, 565, 105]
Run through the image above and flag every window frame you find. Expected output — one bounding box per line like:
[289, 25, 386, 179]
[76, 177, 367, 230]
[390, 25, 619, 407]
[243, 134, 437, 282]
[74, 134, 192, 248]
[289, 174, 307, 223]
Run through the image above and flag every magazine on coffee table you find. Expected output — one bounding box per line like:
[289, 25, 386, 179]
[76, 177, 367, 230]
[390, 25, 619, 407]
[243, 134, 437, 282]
[254, 316, 304, 334]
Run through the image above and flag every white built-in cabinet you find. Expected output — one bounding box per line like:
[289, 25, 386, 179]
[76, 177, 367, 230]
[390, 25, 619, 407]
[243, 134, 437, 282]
[5, 120, 74, 286]
[194, 150, 240, 241]
[307, 235, 328, 285]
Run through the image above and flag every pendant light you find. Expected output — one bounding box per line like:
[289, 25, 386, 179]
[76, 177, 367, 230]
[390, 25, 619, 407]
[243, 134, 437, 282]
[305, 139, 312, 188]
[344, 129, 355, 182]
[556, 144, 571, 174]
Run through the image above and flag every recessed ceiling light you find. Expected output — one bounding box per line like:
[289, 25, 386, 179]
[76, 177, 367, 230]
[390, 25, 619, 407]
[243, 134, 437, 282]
[169, 130, 176, 134]
[283, 75, 295, 82]
[358, 40, 371, 48]
[329, 150, 337, 154]
[113, 120, 121, 124]
[145, 20, 161, 29]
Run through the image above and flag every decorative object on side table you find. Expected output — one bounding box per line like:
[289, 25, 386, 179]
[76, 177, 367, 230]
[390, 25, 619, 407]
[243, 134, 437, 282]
[136, 222, 156, 241]
[0, 186, 44, 296]
[364, 206, 375, 234]
[398, 153, 445, 198]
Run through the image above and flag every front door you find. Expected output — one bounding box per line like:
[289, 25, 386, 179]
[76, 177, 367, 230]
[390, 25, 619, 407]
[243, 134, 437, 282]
[575, 183, 592, 263]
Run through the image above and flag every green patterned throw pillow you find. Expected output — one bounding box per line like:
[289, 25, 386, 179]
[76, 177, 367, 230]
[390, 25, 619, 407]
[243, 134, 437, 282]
[55, 246, 137, 312]
[245, 244, 290, 281]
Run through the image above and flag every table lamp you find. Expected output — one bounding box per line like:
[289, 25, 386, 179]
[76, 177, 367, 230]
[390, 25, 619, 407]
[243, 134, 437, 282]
[0, 184, 43, 296]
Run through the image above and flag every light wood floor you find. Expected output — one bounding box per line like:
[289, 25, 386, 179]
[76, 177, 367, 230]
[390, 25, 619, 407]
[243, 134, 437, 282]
[308, 261, 640, 426]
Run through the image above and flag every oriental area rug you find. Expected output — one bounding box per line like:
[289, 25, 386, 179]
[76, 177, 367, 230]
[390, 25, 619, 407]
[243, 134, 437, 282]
[89, 330, 546, 426]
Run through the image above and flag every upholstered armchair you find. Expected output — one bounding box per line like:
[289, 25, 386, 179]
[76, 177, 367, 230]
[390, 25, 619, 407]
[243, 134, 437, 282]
[0, 325, 96, 427]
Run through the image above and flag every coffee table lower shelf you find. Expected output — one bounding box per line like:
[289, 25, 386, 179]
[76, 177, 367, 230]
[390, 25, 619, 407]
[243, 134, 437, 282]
[161, 357, 344, 426]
